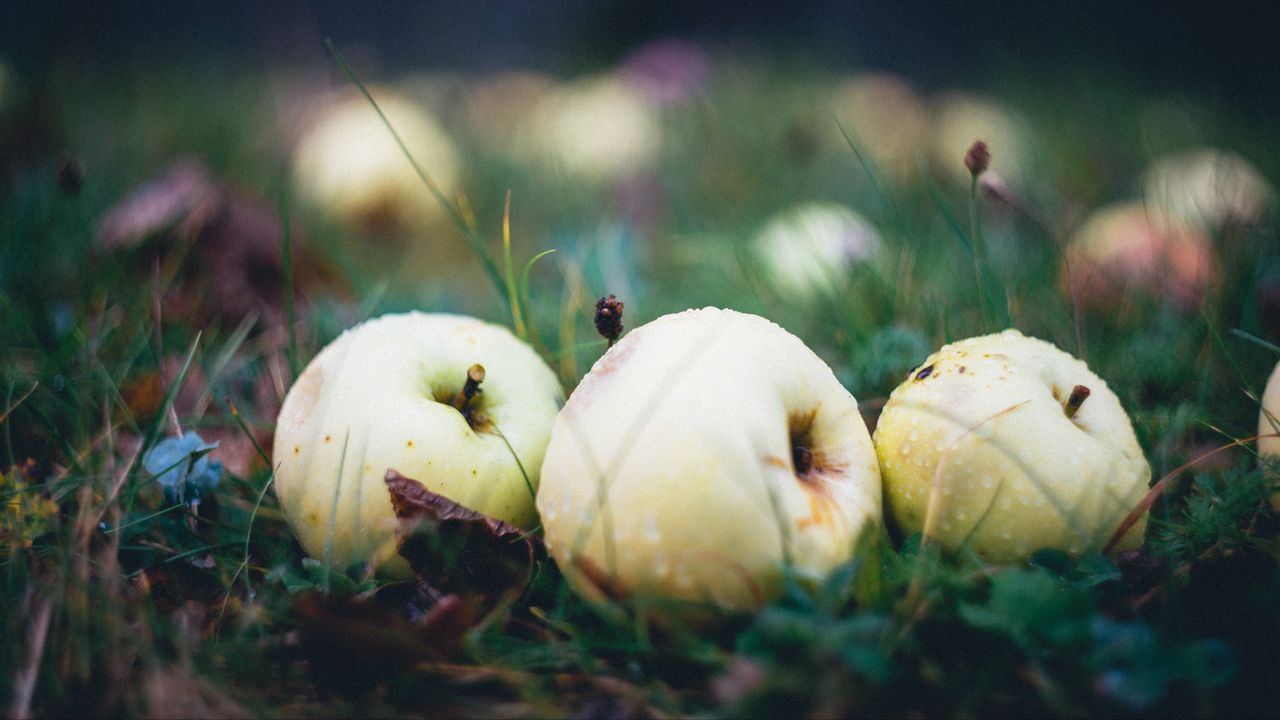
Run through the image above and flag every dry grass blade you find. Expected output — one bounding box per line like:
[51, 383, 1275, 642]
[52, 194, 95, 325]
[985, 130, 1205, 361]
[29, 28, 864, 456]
[1103, 434, 1273, 555]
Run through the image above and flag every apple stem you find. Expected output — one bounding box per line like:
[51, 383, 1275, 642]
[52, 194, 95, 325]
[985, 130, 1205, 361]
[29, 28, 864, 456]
[452, 364, 486, 418]
[1064, 384, 1091, 419]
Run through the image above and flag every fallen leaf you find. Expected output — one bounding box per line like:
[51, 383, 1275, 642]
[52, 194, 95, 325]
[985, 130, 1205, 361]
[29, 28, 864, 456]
[292, 590, 476, 696]
[385, 470, 538, 609]
[96, 159, 217, 250]
[96, 158, 348, 328]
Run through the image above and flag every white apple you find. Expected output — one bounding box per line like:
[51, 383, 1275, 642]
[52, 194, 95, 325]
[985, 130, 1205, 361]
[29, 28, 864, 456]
[751, 202, 882, 301]
[526, 74, 661, 183]
[1143, 148, 1274, 230]
[536, 307, 882, 610]
[1061, 202, 1216, 312]
[874, 329, 1151, 563]
[273, 312, 563, 574]
[291, 87, 460, 236]
[1260, 359, 1280, 461]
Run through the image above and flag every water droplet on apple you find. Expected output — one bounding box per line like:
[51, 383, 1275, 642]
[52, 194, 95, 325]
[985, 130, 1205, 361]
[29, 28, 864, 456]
[642, 512, 661, 544]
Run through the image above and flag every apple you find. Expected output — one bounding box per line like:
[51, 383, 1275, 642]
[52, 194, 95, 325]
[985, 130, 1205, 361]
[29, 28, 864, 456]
[526, 74, 661, 183]
[461, 71, 558, 148]
[828, 72, 930, 185]
[874, 329, 1151, 563]
[751, 202, 882, 301]
[291, 87, 460, 236]
[273, 312, 563, 574]
[1061, 202, 1216, 312]
[929, 92, 1034, 188]
[1261, 359, 1280, 461]
[536, 307, 882, 610]
[1144, 148, 1274, 230]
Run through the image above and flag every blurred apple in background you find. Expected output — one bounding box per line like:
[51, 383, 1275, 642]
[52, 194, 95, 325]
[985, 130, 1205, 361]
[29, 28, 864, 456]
[875, 329, 1151, 563]
[1143, 148, 1274, 231]
[461, 70, 559, 149]
[525, 74, 662, 185]
[752, 202, 881, 301]
[828, 72, 929, 185]
[537, 307, 882, 610]
[1061, 202, 1216, 312]
[292, 87, 460, 237]
[929, 92, 1034, 188]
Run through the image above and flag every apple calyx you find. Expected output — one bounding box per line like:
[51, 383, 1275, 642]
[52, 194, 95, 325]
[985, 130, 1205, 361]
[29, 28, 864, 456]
[1064, 384, 1091, 419]
[449, 363, 488, 431]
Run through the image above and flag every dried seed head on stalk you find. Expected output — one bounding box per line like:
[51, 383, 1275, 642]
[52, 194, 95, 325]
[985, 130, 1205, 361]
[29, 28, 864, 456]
[965, 139, 991, 177]
[594, 294, 624, 347]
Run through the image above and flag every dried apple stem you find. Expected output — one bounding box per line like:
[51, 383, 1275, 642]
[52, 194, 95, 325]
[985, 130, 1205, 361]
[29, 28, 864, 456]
[1064, 384, 1090, 419]
[452, 364, 486, 417]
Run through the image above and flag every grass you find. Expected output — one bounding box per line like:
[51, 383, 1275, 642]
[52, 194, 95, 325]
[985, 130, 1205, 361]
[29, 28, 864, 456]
[2, 45, 1280, 718]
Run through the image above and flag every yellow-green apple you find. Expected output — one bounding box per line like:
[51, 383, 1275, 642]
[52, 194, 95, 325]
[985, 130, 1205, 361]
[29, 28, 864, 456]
[1061, 202, 1216, 312]
[536, 307, 882, 610]
[273, 312, 562, 574]
[874, 329, 1150, 563]
[752, 202, 882, 301]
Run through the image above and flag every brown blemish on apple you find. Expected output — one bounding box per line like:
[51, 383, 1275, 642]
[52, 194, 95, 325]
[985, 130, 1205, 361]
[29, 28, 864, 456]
[324, 434, 332, 443]
[306, 512, 319, 526]
[406, 440, 414, 448]
[797, 493, 837, 530]
[764, 455, 790, 470]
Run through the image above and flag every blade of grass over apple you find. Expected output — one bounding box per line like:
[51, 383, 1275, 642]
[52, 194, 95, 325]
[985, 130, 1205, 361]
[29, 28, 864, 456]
[324, 38, 510, 312]
[1104, 435, 1269, 555]
[323, 430, 351, 594]
[560, 319, 723, 569]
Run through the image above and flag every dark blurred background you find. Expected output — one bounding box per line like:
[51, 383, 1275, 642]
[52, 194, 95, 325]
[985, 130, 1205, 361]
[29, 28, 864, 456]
[4, 0, 1279, 112]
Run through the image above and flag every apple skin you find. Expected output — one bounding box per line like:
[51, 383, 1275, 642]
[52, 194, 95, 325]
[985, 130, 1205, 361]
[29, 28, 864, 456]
[536, 307, 882, 610]
[874, 329, 1151, 563]
[1261, 360, 1280, 461]
[273, 312, 563, 574]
